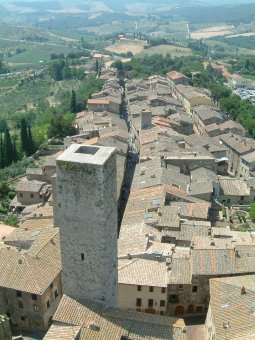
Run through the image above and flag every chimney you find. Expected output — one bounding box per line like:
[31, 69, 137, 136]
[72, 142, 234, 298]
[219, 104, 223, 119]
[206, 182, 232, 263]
[140, 109, 152, 130]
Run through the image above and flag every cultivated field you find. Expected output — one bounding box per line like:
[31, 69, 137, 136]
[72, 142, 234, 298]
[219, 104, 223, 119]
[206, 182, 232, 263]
[105, 39, 147, 55]
[139, 45, 192, 57]
[190, 25, 235, 39]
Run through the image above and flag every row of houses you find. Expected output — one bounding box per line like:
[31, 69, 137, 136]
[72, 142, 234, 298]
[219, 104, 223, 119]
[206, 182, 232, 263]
[119, 70, 255, 339]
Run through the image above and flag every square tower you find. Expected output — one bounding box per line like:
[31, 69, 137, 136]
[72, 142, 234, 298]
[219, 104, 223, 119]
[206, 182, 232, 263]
[55, 144, 117, 307]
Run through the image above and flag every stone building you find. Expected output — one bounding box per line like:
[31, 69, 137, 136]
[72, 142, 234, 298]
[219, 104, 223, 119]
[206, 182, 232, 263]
[0, 229, 62, 331]
[54, 144, 118, 307]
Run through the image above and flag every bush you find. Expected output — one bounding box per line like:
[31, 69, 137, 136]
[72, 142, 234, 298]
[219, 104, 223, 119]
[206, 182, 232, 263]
[4, 214, 19, 227]
[8, 191, 16, 200]
[0, 206, 7, 214]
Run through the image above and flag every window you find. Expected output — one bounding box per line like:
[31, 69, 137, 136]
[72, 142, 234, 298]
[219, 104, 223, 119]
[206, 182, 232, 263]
[21, 316, 25, 321]
[18, 301, 23, 309]
[19, 193, 23, 198]
[160, 300, 165, 307]
[160, 311, 165, 315]
[81, 253, 84, 261]
[46, 300, 50, 309]
[241, 196, 244, 201]
[30, 193, 34, 198]
[149, 286, 154, 292]
[136, 298, 142, 307]
[31, 294, 37, 301]
[161, 287, 166, 294]
[148, 299, 154, 308]
[16, 290, 22, 298]
[169, 294, 178, 302]
[192, 286, 198, 293]
[137, 285, 142, 291]
[50, 283, 53, 289]
[54, 290, 58, 299]
[34, 305, 39, 312]
[178, 285, 183, 291]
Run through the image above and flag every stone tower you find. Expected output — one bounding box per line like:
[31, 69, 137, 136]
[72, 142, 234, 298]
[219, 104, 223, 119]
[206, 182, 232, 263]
[55, 144, 117, 307]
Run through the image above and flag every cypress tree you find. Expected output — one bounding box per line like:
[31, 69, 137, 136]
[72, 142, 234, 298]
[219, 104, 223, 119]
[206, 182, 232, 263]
[13, 139, 18, 163]
[4, 128, 13, 167]
[27, 125, 34, 156]
[70, 90, 77, 113]
[20, 118, 29, 156]
[0, 134, 4, 169]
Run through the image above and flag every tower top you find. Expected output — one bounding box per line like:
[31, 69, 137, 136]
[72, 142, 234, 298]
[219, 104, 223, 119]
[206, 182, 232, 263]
[57, 144, 116, 166]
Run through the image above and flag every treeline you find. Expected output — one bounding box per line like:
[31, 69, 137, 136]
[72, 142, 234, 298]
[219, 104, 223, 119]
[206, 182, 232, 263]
[48, 59, 85, 81]
[113, 54, 204, 78]
[0, 118, 34, 169]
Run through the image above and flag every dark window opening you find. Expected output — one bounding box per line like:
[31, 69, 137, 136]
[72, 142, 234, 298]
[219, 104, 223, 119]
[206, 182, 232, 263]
[136, 298, 142, 307]
[192, 286, 198, 293]
[31, 294, 37, 301]
[160, 300, 165, 307]
[148, 299, 153, 308]
[16, 291, 22, 298]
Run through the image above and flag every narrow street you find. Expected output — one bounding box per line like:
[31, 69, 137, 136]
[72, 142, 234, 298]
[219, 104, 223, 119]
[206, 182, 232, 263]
[118, 85, 138, 230]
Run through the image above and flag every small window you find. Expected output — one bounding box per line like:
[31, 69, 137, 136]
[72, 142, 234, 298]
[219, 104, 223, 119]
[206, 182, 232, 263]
[50, 283, 53, 289]
[31, 294, 37, 301]
[31, 193, 34, 198]
[169, 294, 177, 302]
[19, 193, 23, 198]
[161, 287, 166, 294]
[34, 305, 39, 312]
[160, 300, 165, 307]
[192, 286, 198, 293]
[160, 311, 164, 315]
[149, 286, 154, 292]
[137, 285, 142, 291]
[148, 299, 154, 308]
[46, 300, 50, 309]
[241, 196, 244, 201]
[178, 285, 183, 291]
[16, 291, 22, 298]
[81, 253, 85, 261]
[21, 316, 26, 321]
[54, 290, 58, 298]
[18, 301, 23, 309]
[136, 298, 142, 307]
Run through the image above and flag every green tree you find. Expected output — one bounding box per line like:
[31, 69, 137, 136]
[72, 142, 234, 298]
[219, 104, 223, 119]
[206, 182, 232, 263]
[70, 90, 77, 113]
[0, 134, 4, 169]
[27, 125, 35, 156]
[95, 59, 99, 74]
[13, 139, 18, 163]
[20, 118, 29, 156]
[48, 115, 76, 139]
[48, 60, 65, 81]
[4, 128, 13, 166]
[250, 203, 255, 220]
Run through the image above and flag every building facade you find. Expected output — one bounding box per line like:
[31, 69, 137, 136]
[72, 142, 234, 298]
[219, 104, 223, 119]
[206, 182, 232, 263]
[55, 144, 118, 307]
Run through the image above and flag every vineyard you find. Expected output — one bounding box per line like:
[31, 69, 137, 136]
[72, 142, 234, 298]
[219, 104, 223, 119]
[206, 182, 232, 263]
[139, 44, 192, 57]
